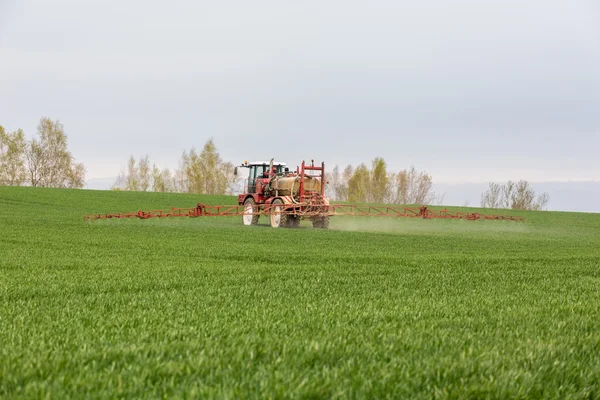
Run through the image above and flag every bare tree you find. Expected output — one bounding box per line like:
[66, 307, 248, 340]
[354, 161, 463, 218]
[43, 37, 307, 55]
[25, 134, 45, 187]
[389, 166, 437, 204]
[511, 180, 535, 210]
[326, 165, 340, 200]
[481, 180, 550, 210]
[138, 155, 151, 191]
[125, 155, 139, 191]
[481, 182, 502, 208]
[162, 168, 175, 192]
[173, 152, 189, 193]
[333, 164, 353, 201]
[112, 172, 125, 191]
[220, 161, 236, 195]
[536, 192, 550, 211]
[501, 181, 515, 209]
[511, 180, 549, 210]
[0, 126, 27, 186]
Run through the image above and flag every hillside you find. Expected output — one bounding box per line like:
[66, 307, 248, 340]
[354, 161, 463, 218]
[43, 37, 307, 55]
[1, 186, 599, 398]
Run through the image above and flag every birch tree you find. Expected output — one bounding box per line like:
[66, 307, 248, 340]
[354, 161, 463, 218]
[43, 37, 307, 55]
[370, 157, 389, 203]
[25, 118, 85, 188]
[0, 126, 27, 186]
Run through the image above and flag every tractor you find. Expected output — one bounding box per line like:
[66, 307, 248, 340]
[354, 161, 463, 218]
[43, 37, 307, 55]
[234, 159, 330, 228]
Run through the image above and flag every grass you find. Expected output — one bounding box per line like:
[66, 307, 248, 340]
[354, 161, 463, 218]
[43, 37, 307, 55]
[1, 186, 599, 398]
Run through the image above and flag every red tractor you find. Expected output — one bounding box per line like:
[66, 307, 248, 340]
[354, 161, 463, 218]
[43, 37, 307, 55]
[234, 159, 330, 228]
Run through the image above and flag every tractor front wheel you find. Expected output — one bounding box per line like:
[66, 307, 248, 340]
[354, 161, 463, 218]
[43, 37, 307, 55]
[270, 199, 288, 228]
[242, 197, 260, 226]
[286, 215, 300, 228]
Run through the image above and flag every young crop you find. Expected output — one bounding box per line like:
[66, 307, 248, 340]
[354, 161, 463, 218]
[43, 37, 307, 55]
[0, 186, 599, 398]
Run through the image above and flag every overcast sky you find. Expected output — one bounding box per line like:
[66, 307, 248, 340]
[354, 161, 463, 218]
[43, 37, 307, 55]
[1, 0, 598, 205]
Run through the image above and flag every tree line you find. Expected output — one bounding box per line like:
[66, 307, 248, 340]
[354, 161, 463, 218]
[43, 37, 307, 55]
[480, 181, 549, 211]
[112, 139, 236, 194]
[113, 149, 443, 205]
[327, 160, 550, 209]
[112, 146, 550, 210]
[327, 158, 444, 204]
[1, 118, 549, 210]
[0, 118, 85, 188]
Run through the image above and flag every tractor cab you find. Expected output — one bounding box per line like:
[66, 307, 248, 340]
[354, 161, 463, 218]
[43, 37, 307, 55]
[235, 161, 288, 194]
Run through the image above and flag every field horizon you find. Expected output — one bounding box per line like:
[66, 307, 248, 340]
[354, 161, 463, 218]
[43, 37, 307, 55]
[1, 186, 599, 398]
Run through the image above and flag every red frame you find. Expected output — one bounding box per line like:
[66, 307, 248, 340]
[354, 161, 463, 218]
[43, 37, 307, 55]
[298, 160, 325, 200]
[85, 203, 524, 222]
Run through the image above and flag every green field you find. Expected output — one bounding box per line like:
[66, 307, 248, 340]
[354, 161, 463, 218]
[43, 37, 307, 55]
[1, 186, 599, 398]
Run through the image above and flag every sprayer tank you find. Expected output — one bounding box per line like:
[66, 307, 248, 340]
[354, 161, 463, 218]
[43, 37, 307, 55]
[270, 176, 321, 196]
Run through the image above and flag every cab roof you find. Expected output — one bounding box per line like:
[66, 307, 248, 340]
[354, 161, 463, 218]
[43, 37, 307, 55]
[247, 161, 287, 166]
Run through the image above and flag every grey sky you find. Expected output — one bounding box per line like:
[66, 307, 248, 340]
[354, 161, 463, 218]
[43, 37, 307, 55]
[1, 1, 598, 202]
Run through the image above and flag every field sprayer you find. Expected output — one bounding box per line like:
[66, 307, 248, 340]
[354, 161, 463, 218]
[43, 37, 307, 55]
[84, 159, 525, 227]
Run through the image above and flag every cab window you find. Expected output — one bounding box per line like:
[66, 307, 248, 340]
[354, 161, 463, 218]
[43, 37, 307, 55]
[247, 165, 266, 193]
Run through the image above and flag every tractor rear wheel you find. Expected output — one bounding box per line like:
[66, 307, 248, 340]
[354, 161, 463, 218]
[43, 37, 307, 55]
[312, 217, 329, 229]
[270, 199, 288, 228]
[242, 197, 259, 226]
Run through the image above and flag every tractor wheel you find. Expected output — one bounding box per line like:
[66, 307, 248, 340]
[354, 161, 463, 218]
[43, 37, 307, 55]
[312, 217, 330, 229]
[270, 199, 288, 228]
[286, 215, 300, 228]
[242, 197, 260, 226]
